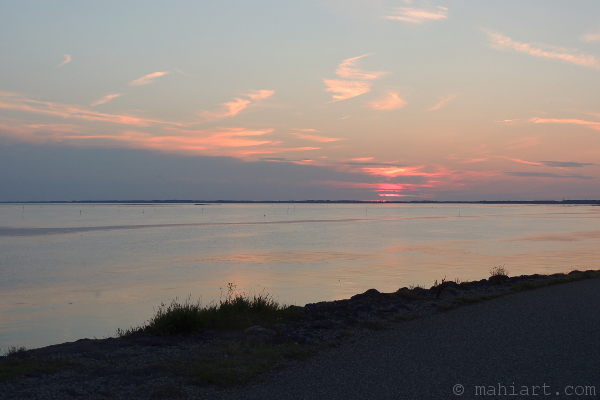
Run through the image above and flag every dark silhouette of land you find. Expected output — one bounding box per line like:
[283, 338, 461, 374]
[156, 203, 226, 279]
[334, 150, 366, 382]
[3, 199, 600, 205]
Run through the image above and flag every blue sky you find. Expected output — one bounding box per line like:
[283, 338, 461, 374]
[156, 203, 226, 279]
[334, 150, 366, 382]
[1, 1, 600, 201]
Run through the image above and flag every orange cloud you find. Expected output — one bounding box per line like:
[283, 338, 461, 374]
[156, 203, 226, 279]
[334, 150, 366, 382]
[247, 90, 275, 100]
[425, 94, 457, 111]
[129, 71, 170, 86]
[487, 32, 600, 70]
[58, 54, 72, 67]
[90, 93, 123, 106]
[384, 6, 448, 23]
[291, 132, 344, 142]
[323, 79, 371, 101]
[335, 54, 387, 80]
[368, 91, 407, 110]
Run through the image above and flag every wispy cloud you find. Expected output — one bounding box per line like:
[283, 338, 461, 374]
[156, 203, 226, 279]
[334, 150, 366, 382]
[58, 54, 72, 67]
[247, 90, 275, 100]
[529, 117, 600, 129]
[486, 31, 600, 70]
[291, 132, 344, 142]
[542, 161, 596, 168]
[506, 172, 594, 180]
[425, 94, 457, 111]
[458, 158, 488, 164]
[129, 71, 171, 86]
[494, 156, 543, 166]
[384, 6, 448, 24]
[201, 98, 251, 122]
[368, 91, 407, 110]
[323, 79, 371, 101]
[324, 54, 388, 102]
[0, 90, 185, 127]
[90, 93, 123, 107]
[505, 136, 541, 150]
[200, 90, 274, 122]
[580, 30, 600, 43]
[335, 54, 387, 80]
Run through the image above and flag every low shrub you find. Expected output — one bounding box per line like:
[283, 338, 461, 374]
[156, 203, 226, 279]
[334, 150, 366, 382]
[118, 283, 299, 337]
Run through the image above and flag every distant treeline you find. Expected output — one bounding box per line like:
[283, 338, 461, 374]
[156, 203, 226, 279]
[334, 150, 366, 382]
[3, 199, 600, 205]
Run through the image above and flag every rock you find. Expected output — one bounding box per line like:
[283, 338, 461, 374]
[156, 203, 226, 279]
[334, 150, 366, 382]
[351, 288, 383, 300]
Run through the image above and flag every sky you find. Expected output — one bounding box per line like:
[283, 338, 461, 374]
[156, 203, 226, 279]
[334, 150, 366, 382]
[1, 1, 600, 201]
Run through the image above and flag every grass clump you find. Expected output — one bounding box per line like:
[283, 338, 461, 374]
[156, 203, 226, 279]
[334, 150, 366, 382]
[511, 270, 600, 292]
[118, 283, 299, 337]
[3, 346, 26, 357]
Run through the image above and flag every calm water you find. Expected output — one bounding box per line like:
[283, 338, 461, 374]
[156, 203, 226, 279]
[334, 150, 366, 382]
[1, 203, 599, 349]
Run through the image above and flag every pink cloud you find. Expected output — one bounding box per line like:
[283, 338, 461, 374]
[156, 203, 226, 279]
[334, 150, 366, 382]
[487, 32, 600, 70]
[493, 156, 543, 166]
[0, 91, 178, 127]
[425, 94, 457, 111]
[580, 31, 600, 43]
[368, 91, 407, 110]
[505, 136, 541, 150]
[201, 98, 251, 122]
[458, 158, 488, 164]
[200, 90, 275, 122]
[529, 117, 600, 127]
[247, 90, 275, 100]
[58, 54, 72, 67]
[129, 71, 171, 86]
[384, 6, 448, 24]
[291, 132, 344, 142]
[90, 93, 123, 107]
[323, 79, 371, 101]
[335, 54, 387, 80]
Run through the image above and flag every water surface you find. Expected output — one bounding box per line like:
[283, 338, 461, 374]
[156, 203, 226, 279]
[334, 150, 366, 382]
[1, 203, 599, 349]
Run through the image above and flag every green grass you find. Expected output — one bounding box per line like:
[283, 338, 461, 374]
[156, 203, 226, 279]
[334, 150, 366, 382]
[511, 270, 600, 292]
[0, 358, 76, 382]
[169, 343, 315, 387]
[118, 284, 300, 337]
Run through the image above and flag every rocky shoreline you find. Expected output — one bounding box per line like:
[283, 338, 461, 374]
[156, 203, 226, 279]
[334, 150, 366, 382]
[1, 270, 598, 400]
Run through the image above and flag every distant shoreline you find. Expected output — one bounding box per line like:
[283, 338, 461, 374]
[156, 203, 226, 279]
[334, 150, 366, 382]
[2, 199, 600, 205]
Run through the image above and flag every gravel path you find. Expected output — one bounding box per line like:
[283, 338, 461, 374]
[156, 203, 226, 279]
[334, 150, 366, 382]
[216, 278, 600, 400]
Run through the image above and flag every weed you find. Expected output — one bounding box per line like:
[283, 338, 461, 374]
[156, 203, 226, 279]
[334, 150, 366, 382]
[433, 277, 447, 298]
[118, 283, 299, 337]
[3, 346, 26, 357]
[394, 288, 426, 300]
[490, 265, 509, 277]
[489, 265, 509, 284]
